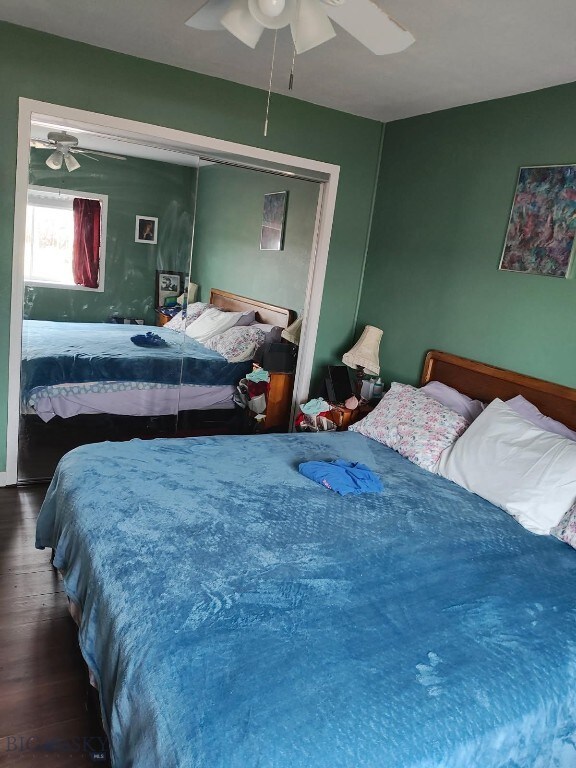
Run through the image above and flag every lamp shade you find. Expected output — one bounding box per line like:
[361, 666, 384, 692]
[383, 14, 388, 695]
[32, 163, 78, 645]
[64, 152, 80, 172]
[290, 0, 335, 54]
[281, 316, 302, 345]
[342, 325, 382, 376]
[46, 151, 63, 170]
[221, 0, 265, 48]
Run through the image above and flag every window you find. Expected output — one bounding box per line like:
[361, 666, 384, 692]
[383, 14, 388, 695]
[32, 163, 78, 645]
[24, 186, 107, 291]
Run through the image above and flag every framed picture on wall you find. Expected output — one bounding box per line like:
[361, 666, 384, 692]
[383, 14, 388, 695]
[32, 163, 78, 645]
[500, 165, 576, 278]
[135, 215, 158, 244]
[155, 270, 184, 309]
[260, 191, 288, 251]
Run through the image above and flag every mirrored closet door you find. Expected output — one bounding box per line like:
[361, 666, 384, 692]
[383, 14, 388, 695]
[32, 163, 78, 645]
[18, 121, 199, 481]
[16, 117, 323, 483]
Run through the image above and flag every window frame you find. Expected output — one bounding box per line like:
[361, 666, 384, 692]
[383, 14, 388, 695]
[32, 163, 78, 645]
[25, 185, 108, 292]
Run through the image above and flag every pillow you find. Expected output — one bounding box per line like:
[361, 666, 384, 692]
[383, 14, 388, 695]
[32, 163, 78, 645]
[234, 310, 256, 327]
[164, 310, 186, 331]
[506, 395, 576, 442]
[205, 326, 267, 362]
[349, 382, 468, 473]
[185, 307, 245, 343]
[249, 322, 282, 344]
[165, 302, 210, 331]
[185, 302, 211, 326]
[551, 502, 576, 550]
[421, 381, 485, 422]
[438, 398, 576, 535]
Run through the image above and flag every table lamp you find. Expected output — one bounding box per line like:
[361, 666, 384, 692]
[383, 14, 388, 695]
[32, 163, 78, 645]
[342, 325, 383, 397]
[281, 317, 302, 346]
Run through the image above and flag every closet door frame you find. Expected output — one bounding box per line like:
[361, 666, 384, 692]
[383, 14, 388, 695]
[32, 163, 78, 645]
[5, 98, 340, 485]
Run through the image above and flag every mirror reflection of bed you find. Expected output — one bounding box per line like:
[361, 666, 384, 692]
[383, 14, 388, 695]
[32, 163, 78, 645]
[19, 289, 296, 480]
[18, 120, 320, 482]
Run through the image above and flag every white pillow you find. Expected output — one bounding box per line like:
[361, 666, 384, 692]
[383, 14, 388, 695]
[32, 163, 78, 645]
[185, 307, 244, 343]
[438, 398, 576, 535]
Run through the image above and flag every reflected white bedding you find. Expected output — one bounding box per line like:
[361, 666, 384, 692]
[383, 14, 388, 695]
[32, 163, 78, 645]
[26, 382, 235, 421]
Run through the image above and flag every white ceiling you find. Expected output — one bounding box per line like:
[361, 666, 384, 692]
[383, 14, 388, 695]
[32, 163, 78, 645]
[2, 0, 576, 122]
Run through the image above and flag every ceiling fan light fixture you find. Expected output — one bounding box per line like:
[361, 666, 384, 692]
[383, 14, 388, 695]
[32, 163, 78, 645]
[257, 0, 285, 17]
[221, 0, 265, 47]
[248, 0, 294, 29]
[46, 151, 63, 170]
[290, 0, 336, 53]
[64, 152, 81, 172]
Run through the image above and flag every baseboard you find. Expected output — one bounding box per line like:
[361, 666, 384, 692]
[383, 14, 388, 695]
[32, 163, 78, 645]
[0, 472, 7, 487]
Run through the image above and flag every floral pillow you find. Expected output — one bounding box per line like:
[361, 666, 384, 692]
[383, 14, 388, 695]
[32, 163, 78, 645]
[205, 326, 267, 362]
[165, 302, 210, 331]
[350, 382, 469, 473]
[551, 502, 576, 550]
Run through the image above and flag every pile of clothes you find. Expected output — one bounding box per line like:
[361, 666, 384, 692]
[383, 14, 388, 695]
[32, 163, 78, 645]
[294, 398, 337, 432]
[234, 368, 270, 420]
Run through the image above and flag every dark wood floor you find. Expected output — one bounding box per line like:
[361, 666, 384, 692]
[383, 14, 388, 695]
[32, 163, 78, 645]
[0, 485, 108, 765]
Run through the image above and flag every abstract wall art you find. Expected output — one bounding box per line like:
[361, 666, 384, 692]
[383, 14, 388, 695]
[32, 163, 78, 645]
[500, 165, 576, 278]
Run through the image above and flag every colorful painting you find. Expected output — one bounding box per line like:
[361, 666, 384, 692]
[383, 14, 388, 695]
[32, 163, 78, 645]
[260, 191, 288, 251]
[500, 165, 576, 278]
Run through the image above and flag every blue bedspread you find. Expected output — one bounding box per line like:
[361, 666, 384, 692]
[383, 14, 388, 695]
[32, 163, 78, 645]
[21, 320, 250, 397]
[36, 431, 576, 768]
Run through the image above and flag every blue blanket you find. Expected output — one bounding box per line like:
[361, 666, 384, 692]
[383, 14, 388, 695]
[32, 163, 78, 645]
[21, 320, 251, 398]
[36, 431, 576, 768]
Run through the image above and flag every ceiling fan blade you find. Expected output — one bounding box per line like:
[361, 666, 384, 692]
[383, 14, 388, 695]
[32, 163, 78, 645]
[323, 0, 414, 54]
[72, 148, 126, 160]
[30, 139, 53, 148]
[185, 0, 232, 30]
[73, 152, 99, 162]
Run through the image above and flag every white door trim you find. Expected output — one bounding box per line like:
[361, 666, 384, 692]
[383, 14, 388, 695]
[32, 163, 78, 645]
[5, 97, 339, 485]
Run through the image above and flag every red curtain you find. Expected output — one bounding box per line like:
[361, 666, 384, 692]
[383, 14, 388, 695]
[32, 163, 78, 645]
[72, 198, 101, 289]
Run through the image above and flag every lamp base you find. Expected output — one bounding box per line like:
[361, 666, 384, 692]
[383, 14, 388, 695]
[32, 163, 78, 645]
[354, 365, 365, 399]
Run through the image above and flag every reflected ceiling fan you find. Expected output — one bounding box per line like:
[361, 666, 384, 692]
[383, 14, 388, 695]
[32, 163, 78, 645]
[30, 131, 127, 172]
[185, 0, 415, 55]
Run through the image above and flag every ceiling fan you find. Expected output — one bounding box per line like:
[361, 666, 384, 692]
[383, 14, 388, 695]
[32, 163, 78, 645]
[185, 0, 415, 56]
[30, 131, 127, 172]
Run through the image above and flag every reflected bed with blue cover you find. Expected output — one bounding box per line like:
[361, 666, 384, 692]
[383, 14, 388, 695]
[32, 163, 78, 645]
[36, 430, 576, 768]
[21, 319, 250, 398]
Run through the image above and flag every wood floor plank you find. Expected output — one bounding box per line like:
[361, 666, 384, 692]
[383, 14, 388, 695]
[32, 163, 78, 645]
[0, 486, 108, 766]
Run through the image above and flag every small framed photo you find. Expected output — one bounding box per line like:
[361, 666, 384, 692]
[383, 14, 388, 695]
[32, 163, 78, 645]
[155, 270, 184, 309]
[260, 191, 288, 251]
[135, 215, 158, 244]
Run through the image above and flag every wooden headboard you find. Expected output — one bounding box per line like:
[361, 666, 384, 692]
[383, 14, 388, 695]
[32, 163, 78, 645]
[421, 350, 576, 431]
[209, 289, 295, 329]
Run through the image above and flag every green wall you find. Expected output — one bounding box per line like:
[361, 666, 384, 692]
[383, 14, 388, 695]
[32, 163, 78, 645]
[26, 149, 195, 325]
[192, 164, 319, 315]
[358, 82, 576, 389]
[0, 21, 383, 473]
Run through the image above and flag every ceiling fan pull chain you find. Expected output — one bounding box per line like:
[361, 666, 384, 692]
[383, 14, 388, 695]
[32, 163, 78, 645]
[289, 44, 296, 90]
[263, 30, 278, 137]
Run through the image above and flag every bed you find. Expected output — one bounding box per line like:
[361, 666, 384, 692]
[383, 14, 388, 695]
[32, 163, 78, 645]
[35, 351, 576, 767]
[21, 289, 294, 421]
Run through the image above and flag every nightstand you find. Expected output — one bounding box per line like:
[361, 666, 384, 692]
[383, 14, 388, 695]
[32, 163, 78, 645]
[327, 401, 377, 430]
[246, 371, 295, 433]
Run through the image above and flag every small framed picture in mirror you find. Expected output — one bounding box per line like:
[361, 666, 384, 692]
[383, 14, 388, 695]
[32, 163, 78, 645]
[155, 270, 184, 309]
[260, 192, 288, 251]
[135, 215, 158, 244]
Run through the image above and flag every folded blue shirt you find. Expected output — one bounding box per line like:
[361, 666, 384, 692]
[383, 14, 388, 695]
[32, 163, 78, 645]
[298, 459, 383, 496]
